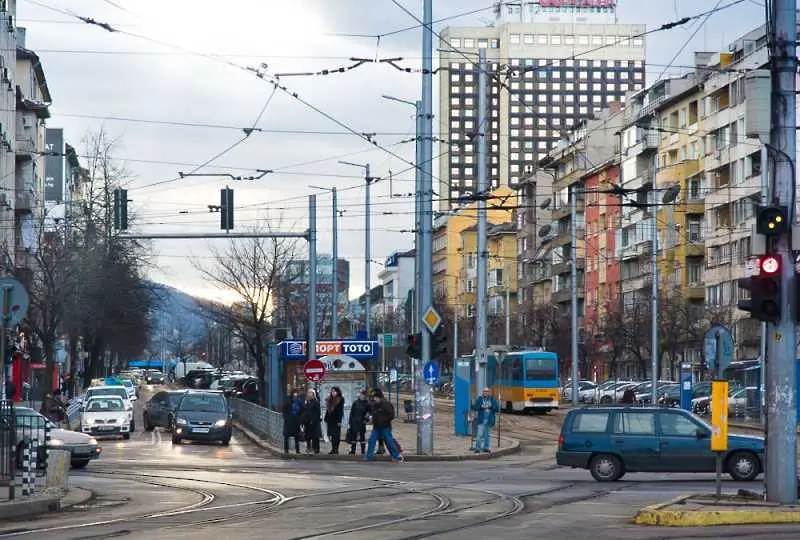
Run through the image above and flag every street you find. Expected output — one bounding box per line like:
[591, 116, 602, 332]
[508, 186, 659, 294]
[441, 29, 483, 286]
[1, 387, 797, 540]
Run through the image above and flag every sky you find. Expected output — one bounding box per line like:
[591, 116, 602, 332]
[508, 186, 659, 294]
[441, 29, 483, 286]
[18, 0, 766, 304]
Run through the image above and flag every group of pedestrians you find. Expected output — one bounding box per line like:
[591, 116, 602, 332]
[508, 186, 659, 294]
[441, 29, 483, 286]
[282, 386, 403, 462]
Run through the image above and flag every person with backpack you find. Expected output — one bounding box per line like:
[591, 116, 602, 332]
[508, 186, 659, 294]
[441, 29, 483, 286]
[365, 389, 401, 462]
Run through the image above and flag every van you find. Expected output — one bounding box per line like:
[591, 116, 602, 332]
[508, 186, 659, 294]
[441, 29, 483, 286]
[556, 406, 764, 482]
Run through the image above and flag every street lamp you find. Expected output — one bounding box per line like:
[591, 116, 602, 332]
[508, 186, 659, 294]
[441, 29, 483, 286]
[382, 95, 423, 334]
[338, 160, 373, 339]
[308, 184, 340, 339]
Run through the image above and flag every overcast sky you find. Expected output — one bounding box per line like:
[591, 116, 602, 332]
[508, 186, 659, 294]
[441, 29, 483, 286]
[19, 0, 765, 303]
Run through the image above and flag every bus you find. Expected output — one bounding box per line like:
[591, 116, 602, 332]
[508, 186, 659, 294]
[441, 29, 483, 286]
[467, 350, 560, 413]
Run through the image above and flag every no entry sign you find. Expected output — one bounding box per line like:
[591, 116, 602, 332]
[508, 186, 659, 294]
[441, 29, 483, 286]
[303, 359, 326, 382]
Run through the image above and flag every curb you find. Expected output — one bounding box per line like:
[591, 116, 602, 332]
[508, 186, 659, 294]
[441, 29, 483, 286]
[0, 494, 61, 521]
[233, 422, 521, 462]
[60, 487, 94, 509]
[634, 495, 800, 527]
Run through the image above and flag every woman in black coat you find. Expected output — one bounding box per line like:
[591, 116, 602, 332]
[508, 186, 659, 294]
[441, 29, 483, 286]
[302, 389, 321, 454]
[347, 390, 370, 455]
[324, 386, 345, 454]
[282, 389, 304, 453]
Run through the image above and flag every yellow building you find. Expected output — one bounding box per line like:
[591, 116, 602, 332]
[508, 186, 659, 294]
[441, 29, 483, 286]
[654, 86, 706, 304]
[432, 186, 515, 313]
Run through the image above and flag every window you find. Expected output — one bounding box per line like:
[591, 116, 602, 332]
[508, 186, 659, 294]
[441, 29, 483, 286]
[526, 357, 556, 380]
[613, 412, 656, 435]
[463, 38, 475, 48]
[660, 413, 701, 437]
[451, 38, 461, 48]
[509, 33, 520, 44]
[571, 412, 610, 433]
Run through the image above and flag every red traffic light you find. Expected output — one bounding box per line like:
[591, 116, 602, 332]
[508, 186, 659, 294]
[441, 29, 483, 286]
[759, 255, 781, 276]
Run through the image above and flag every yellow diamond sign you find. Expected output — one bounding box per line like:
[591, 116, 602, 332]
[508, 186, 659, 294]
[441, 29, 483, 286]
[422, 306, 442, 333]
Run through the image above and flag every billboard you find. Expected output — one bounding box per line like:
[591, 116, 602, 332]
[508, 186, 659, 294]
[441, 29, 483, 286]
[44, 128, 64, 203]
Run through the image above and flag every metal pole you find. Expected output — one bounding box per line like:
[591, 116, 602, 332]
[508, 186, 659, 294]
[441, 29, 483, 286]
[331, 188, 339, 339]
[650, 164, 659, 405]
[505, 267, 511, 348]
[308, 195, 318, 368]
[414, 101, 423, 334]
[766, 0, 797, 504]
[453, 312, 458, 362]
[0, 287, 6, 402]
[570, 187, 579, 406]
[475, 47, 488, 394]
[759, 144, 769, 427]
[365, 165, 372, 339]
[417, 0, 434, 456]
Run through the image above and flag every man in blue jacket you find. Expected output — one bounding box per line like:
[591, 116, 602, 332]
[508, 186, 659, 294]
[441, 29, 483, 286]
[471, 387, 499, 453]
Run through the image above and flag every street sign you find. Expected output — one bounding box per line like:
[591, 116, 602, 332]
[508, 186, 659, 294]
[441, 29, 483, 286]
[423, 361, 440, 385]
[422, 306, 442, 333]
[704, 325, 734, 374]
[389, 368, 398, 383]
[382, 334, 393, 347]
[303, 359, 327, 382]
[0, 278, 29, 327]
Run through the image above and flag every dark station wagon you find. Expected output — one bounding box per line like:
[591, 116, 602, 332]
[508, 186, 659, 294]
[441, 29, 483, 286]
[557, 406, 764, 482]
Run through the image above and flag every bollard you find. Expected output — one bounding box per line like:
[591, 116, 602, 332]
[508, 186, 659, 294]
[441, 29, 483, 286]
[21, 440, 31, 497]
[31, 438, 39, 491]
[44, 423, 50, 474]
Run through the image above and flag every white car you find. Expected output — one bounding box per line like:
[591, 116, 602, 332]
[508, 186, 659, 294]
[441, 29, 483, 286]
[80, 396, 132, 440]
[81, 386, 136, 432]
[120, 379, 138, 401]
[14, 407, 102, 468]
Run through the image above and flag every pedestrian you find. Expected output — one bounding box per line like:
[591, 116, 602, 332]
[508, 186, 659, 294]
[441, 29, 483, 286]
[620, 387, 637, 404]
[324, 387, 345, 455]
[4, 377, 15, 401]
[471, 387, 499, 453]
[302, 389, 321, 454]
[40, 391, 65, 426]
[365, 389, 401, 462]
[282, 388, 304, 454]
[368, 389, 386, 455]
[348, 390, 369, 455]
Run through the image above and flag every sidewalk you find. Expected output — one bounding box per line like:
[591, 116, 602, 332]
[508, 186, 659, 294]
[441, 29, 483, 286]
[235, 409, 520, 461]
[0, 485, 92, 520]
[634, 493, 800, 526]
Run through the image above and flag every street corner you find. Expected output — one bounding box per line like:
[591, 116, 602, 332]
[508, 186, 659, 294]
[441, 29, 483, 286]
[633, 494, 800, 527]
[0, 487, 65, 521]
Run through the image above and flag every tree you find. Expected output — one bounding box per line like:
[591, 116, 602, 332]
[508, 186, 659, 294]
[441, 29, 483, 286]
[194, 225, 298, 405]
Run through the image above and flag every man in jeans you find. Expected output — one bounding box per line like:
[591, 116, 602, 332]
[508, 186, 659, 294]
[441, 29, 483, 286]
[365, 389, 401, 462]
[471, 387, 499, 453]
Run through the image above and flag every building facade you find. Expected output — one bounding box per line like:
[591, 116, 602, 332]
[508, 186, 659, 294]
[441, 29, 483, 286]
[377, 249, 415, 329]
[438, 0, 645, 210]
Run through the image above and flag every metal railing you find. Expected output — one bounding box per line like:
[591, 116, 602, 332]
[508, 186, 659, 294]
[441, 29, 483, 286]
[0, 400, 15, 496]
[229, 398, 283, 446]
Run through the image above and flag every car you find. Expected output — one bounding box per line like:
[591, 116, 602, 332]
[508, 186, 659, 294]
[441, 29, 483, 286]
[170, 391, 232, 446]
[14, 407, 102, 469]
[81, 386, 136, 432]
[80, 396, 132, 440]
[145, 370, 165, 385]
[561, 380, 597, 402]
[556, 406, 764, 482]
[143, 390, 187, 431]
[120, 379, 139, 400]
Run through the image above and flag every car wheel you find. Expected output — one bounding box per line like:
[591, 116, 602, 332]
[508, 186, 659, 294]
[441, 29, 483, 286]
[123, 433, 131, 440]
[172, 436, 181, 445]
[589, 453, 624, 482]
[221, 438, 230, 447]
[130, 421, 136, 433]
[600, 396, 612, 404]
[71, 460, 90, 469]
[727, 451, 760, 481]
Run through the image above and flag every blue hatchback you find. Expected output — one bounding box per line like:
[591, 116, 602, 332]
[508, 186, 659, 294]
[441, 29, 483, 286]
[556, 406, 764, 482]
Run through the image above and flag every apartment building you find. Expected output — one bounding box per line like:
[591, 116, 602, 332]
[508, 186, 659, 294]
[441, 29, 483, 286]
[0, 3, 15, 264]
[438, 0, 645, 211]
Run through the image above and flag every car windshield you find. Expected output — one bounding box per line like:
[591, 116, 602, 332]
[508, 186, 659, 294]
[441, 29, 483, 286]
[525, 357, 556, 380]
[89, 387, 127, 401]
[179, 394, 227, 413]
[167, 393, 184, 407]
[122, 380, 133, 387]
[87, 397, 125, 412]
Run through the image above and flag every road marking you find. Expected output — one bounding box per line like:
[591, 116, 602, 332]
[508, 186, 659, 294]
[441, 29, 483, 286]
[155, 429, 162, 444]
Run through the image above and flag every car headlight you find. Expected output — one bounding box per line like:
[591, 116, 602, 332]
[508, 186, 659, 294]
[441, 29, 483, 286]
[176, 418, 188, 425]
[88, 438, 98, 445]
[215, 419, 228, 428]
[49, 439, 64, 447]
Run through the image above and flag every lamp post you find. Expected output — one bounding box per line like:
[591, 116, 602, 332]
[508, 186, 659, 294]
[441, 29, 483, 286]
[338, 161, 373, 339]
[309, 185, 341, 338]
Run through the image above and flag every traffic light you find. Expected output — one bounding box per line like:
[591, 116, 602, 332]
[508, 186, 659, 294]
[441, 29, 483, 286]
[220, 187, 234, 230]
[113, 188, 128, 230]
[756, 205, 788, 236]
[406, 333, 421, 358]
[737, 254, 782, 323]
[432, 325, 448, 358]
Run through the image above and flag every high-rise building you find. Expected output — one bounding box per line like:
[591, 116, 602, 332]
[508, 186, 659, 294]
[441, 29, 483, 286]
[438, 0, 645, 211]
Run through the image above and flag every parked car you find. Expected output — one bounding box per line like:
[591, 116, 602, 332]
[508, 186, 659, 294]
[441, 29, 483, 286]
[561, 380, 597, 402]
[594, 381, 638, 404]
[143, 390, 187, 431]
[80, 396, 132, 440]
[14, 407, 102, 469]
[556, 406, 763, 482]
[692, 387, 759, 417]
[170, 391, 232, 446]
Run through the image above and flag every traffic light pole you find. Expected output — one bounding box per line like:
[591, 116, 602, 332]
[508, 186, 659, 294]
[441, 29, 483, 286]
[475, 47, 489, 395]
[765, 0, 797, 504]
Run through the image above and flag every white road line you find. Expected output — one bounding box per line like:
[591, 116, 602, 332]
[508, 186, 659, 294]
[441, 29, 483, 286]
[155, 429, 163, 444]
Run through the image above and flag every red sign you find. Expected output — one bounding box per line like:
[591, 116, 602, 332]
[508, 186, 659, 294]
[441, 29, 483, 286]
[303, 359, 326, 382]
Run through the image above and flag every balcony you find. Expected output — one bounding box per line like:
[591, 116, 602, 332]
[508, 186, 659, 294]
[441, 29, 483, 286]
[15, 190, 32, 213]
[620, 240, 653, 260]
[552, 288, 582, 305]
[552, 258, 584, 277]
[15, 135, 34, 158]
[685, 285, 705, 300]
[621, 273, 652, 294]
[552, 199, 585, 221]
[704, 146, 730, 171]
[626, 131, 659, 157]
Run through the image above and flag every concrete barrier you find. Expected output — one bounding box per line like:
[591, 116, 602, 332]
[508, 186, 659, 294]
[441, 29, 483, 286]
[46, 449, 69, 491]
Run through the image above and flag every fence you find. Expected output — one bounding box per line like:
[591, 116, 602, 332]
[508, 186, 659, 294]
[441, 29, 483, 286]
[0, 400, 50, 501]
[229, 398, 283, 446]
[1, 400, 15, 495]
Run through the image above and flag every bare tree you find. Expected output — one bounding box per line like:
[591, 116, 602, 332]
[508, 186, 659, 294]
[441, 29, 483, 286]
[194, 224, 298, 405]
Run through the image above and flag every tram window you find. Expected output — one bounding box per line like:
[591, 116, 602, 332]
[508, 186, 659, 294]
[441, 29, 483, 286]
[525, 357, 555, 380]
[510, 358, 523, 380]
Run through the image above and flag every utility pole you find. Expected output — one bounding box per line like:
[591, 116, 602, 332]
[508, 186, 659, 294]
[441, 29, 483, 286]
[365, 165, 372, 339]
[505, 262, 511, 348]
[475, 47, 488, 393]
[331, 187, 338, 339]
[765, 0, 796, 504]
[308, 195, 318, 372]
[650, 163, 659, 405]
[759, 144, 769, 427]
[415, 101, 423, 334]
[570, 186, 579, 406]
[417, 0, 434, 456]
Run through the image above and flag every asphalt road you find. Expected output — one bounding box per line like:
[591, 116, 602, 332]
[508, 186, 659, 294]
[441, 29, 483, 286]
[1, 386, 795, 540]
